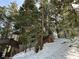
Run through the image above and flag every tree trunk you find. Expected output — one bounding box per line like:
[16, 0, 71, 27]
[56, 28, 60, 38]
[40, 0, 45, 50]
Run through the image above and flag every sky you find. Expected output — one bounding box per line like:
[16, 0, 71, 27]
[0, 0, 24, 7]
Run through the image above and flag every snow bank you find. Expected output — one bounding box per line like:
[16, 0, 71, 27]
[12, 38, 79, 59]
[12, 48, 35, 59]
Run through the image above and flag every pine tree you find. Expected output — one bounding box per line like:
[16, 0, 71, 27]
[15, 0, 40, 50]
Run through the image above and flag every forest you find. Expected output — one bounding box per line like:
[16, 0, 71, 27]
[0, 0, 79, 59]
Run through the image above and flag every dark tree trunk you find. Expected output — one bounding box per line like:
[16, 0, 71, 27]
[56, 28, 60, 38]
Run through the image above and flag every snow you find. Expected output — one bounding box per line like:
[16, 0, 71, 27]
[12, 48, 35, 59]
[72, 4, 79, 11]
[72, 4, 79, 9]
[12, 38, 79, 59]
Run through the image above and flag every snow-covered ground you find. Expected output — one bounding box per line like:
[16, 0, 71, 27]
[12, 38, 79, 59]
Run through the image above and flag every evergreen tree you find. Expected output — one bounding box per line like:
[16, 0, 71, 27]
[15, 0, 40, 49]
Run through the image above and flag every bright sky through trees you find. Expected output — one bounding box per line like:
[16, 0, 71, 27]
[0, 0, 24, 7]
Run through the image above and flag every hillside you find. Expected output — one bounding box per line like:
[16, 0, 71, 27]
[12, 38, 79, 59]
